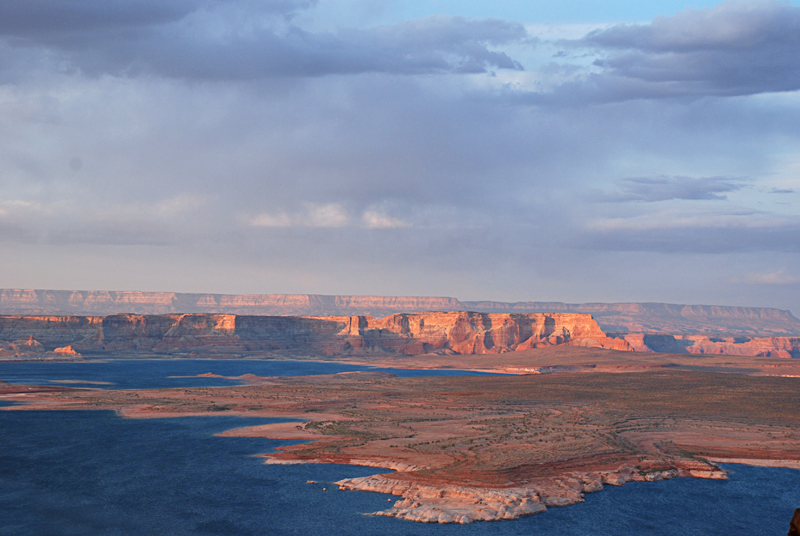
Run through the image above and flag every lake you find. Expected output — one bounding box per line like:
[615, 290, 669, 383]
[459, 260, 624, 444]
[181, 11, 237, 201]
[0, 359, 797, 535]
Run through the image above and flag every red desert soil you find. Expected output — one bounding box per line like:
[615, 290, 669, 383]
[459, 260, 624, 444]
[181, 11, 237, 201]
[325, 345, 800, 377]
[3, 366, 799, 524]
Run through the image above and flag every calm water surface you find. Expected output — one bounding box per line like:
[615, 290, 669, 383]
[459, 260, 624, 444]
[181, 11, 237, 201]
[0, 360, 798, 535]
[0, 359, 497, 389]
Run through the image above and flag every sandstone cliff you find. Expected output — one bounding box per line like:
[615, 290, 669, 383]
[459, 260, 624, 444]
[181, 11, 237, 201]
[2, 289, 797, 337]
[624, 333, 800, 358]
[336, 463, 725, 524]
[0, 312, 628, 357]
[465, 301, 800, 337]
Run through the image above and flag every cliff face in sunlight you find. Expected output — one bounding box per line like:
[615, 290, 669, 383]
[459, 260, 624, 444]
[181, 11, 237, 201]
[4, 311, 800, 359]
[2, 289, 798, 337]
[0, 312, 628, 357]
[310, 312, 629, 355]
[623, 333, 800, 359]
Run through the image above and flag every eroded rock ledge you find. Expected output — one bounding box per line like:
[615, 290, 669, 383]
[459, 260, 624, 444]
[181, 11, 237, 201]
[335, 463, 726, 524]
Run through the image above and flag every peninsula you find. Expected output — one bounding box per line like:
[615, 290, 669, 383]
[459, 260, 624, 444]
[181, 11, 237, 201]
[3, 369, 799, 523]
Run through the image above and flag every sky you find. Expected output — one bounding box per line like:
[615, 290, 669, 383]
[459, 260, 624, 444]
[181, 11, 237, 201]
[1, 0, 800, 312]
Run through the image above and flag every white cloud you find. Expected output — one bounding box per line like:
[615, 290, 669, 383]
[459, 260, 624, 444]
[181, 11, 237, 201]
[304, 202, 350, 227]
[250, 202, 350, 228]
[361, 210, 410, 229]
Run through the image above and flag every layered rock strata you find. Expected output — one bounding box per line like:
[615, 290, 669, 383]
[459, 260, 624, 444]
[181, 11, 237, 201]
[624, 333, 800, 358]
[2, 289, 798, 337]
[336, 463, 725, 524]
[5, 311, 800, 359]
[0, 311, 628, 356]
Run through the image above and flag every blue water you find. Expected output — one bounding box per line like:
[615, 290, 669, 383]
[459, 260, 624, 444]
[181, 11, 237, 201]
[0, 359, 497, 390]
[1, 360, 798, 535]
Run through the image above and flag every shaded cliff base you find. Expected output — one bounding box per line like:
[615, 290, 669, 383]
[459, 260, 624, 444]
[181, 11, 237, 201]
[3, 370, 798, 524]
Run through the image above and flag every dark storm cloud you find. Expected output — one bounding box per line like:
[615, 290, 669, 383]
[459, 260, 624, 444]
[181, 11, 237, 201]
[604, 176, 745, 202]
[0, 0, 315, 36]
[0, 0, 526, 79]
[141, 15, 525, 79]
[0, 0, 196, 35]
[531, 0, 800, 103]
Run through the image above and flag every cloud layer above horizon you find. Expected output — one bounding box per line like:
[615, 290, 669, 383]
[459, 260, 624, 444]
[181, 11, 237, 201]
[1, 0, 799, 312]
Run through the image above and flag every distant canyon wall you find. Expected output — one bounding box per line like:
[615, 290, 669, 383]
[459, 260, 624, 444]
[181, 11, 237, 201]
[0, 311, 629, 358]
[2, 289, 799, 337]
[624, 333, 800, 359]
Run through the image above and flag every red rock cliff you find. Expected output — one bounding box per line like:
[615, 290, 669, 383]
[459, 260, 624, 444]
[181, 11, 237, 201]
[1, 289, 797, 337]
[0, 312, 628, 356]
[624, 333, 800, 358]
[313, 312, 629, 355]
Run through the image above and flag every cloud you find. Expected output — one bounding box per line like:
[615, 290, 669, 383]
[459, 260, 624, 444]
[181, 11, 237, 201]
[361, 210, 410, 229]
[0, 195, 207, 245]
[250, 203, 350, 228]
[582, 225, 800, 253]
[584, 209, 800, 253]
[0, 0, 318, 36]
[583, 0, 800, 52]
[528, 0, 800, 103]
[588, 210, 780, 231]
[737, 271, 800, 284]
[1, 1, 799, 313]
[602, 175, 745, 202]
[0, 0, 200, 35]
[0, 1, 527, 80]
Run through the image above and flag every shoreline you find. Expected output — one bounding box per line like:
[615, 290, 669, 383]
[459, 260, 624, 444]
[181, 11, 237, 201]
[334, 463, 727, 524]
[5, 347, 800, 379]
[705, 457, 800, 470]
[254, 448, 728, 524]
[2, 368, 799, 525]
